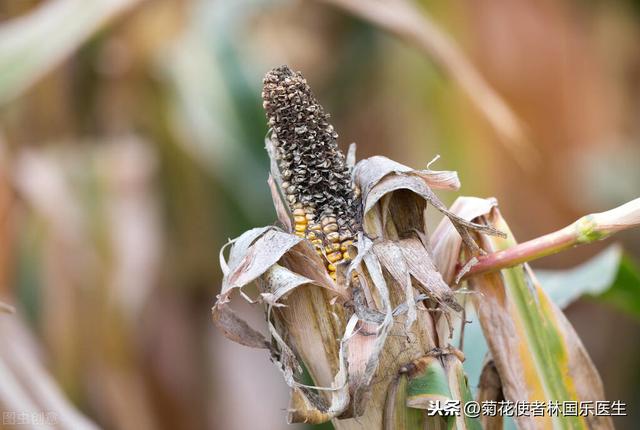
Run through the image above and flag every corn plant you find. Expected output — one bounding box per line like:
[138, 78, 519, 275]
[213, 65, 639, 429]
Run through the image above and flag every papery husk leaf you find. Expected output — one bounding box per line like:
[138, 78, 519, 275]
[260, 263, 318, 305]
[469, 209, 613, 430]
[211, 303, 270, 349]
[431, 197, 499, 284]
[213, 227, 305, 349]
[219, 226, 272, 281]
[361, 172, 444, 218]
[332, 204, 441, 428]
[223, 229, 302, 294]
[259, 246, 352, 423]
[353, 156, 461, 196]
[265, 137, 294, 231]
[281, 312, 353, 424]
[214, 225, 349, 381]
[268, 175, 292, 232]
[354, 160, 501, 255]
[372, 240, 416, 326]
[340, 243, 394, 417]
[213, 225, 351, 422]
[240, 232, 353, 423]
[341, 158, 479, 427]
[277, 291, 353, 424]
[280, 240, 341, 295]
[346, 143, 357, 170]
[398, 238, 462, 312]
[355, 160, 481, 314]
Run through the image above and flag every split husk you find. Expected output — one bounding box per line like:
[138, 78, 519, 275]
[213, 148, 501, 428]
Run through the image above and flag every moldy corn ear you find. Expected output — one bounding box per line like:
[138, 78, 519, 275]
[262, 65, 360, 279]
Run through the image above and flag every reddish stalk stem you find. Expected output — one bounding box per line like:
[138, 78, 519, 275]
[462, 198, 640, 279]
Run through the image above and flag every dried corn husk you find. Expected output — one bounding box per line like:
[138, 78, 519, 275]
[213, 151, 497, 427]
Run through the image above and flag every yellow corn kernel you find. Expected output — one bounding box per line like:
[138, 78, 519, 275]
[295, 231, 305, 238]
[329, 271, 336, 280]
[294, 216, 307, 225]
[294, 223, 306, 233]
[293, 208, 305, 217]
[306, 231, 317, 240]
[325, 243, 341, 253]
[340, 240, 353, 251]
[327, 263, 336, 272]
[327, 251, 343, 263]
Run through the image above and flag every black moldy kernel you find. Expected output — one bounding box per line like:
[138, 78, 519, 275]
[262, 65, 360, 278]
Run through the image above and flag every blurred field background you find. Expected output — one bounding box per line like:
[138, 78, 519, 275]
[0, 0, 639, 429]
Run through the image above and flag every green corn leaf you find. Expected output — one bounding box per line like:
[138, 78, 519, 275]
[405, 356, 452, 409]
[536, 245, 640, 319]
[468, 209, 613, 429]
[384, 373, 424, 430]
[598, 254, 640, 317]
[463, 244, 640, 401]
[443, 354, 482, 430]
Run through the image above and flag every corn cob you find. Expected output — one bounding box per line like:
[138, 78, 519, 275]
[262, 65, 359, 280]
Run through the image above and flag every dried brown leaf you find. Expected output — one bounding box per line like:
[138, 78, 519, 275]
[399, 238, 461, 312]
[353, 156, 460, 199]
[344, 248, 393, 417]
[211, 304, 270, 349]
[431, 197, 499, 284]
[222, 228, 302, 296]
[259, 263, 317, 305]
[372, 240, 416, 326]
